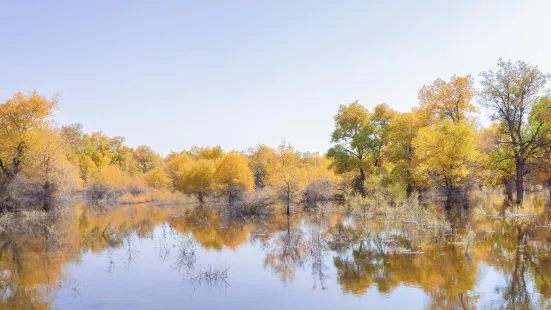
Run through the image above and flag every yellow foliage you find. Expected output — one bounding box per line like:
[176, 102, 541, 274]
[413, 120, 479, 189]
[0, 91, 58, 177]
[90, 165, 144, 190]
[144, 166, 170, 189]
[418, 75, 476, 124]
[177, 158, 216, 201]
[303, 155, 338, 183]
[266, 142, 308, 190]
[215, 151, 254, 192]
[165, 153, 194, 186]
[25, 128, 80, 190]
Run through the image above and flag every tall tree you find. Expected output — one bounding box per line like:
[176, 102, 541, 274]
[479, 59, 551, 204]
[327, 102, 393, 197]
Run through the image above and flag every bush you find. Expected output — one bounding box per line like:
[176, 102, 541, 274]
[0, 174, 75, 211]
[83, 183, 120, 205]
[303, 180, 337, 209]
[231, 189, 276, 216]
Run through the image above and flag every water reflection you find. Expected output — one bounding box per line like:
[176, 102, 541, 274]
[0, 194, 550, 309]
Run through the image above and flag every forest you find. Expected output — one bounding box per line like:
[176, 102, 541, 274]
[1, 58, 551, 215]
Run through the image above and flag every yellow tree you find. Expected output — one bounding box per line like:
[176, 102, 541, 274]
[144, 166, 170, 189]
[248, 145, 277, 189]
[133, 145, 160, 173]
[164, 153, 193, 189]
[418, 75, 476, 124]
[413, 120, 479, 204]
[0, 92, 58, 180]
[387, 111, 425, 195]
[266, 142, 307, 215]
[301, 153, 338, 184]
[214, 151, 254, 204]
[178, 159, 216, 203]
[189, 146, 224, 160]
[24, 128, 79, 209]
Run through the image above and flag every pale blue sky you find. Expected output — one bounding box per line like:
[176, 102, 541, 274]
[1, 0, 550, 155]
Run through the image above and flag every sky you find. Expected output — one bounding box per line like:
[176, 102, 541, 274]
[1, 0, 550, 155]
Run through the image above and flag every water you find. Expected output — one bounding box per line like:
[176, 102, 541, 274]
[1, 194, 551, 309]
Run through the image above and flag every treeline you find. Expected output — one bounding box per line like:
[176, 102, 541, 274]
[0, 58, 550, 212]
[0, 94, 337, 212]
[328, 59, 551, 206]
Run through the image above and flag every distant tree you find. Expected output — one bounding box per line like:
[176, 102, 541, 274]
[144, 166, 170, 189]
[266, 142, 307, 215]
[133, 145, 159, 173]
[248, 145, 276, 189]
[164, 153, 193, 189]
[178, 159, 216, 203]
[479, 59, 551, 204]
[215, 151, 254, 204]
[189, 146, 224, 160]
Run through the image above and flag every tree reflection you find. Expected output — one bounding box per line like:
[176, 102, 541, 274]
[0, 194, 551, 309]
[263, 217, 307, 284]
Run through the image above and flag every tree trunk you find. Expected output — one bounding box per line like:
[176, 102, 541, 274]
[505, 180, 514, 201]
[42, 181, 52, 211]
[286, 183, 290, 216]
[358, 167, 366, 198]
[515, 158, 525, 205]
[406, 183, 413, 198]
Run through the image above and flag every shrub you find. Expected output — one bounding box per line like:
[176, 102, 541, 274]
[303, 180, 337, 209]
[231, 189, 276, 216]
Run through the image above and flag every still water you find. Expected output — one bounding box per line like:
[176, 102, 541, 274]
[1, 194, 551, 309]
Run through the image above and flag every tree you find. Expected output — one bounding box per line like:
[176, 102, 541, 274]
[0, 92, 58, 181]
[25, 128, 79, 209]
[327, 102, 393, 197]
[189, 146, 224, 160]
[479, 59, 551, 204]
[214, 151, 254, 204]
[133, 145, 159, 173]
[144, 166, 170, 189]
[413, 120, 479, 205]
[164, 153, 193, 189]
[387, 111, 424, 195]
[478, 124, 516, 199]
[266, 142, 307, 215]
[418, 75, 476, 124]
[248, 145, 276, 189]
[178, 159, 216, 203]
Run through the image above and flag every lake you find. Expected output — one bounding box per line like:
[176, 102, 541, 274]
[1, 193, 551, 309]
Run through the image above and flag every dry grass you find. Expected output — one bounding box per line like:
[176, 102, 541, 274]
[119, 189, 192, 205]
